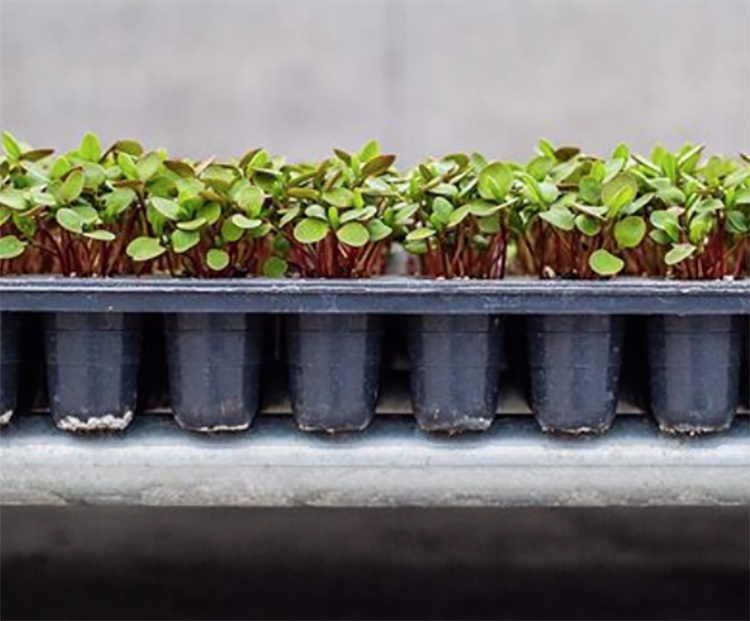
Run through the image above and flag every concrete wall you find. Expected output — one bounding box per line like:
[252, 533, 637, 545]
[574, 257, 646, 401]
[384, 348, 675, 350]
[1, 0, 748, 165]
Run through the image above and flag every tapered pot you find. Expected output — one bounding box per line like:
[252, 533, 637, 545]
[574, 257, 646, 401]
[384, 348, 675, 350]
[648, 315, 742, 434]
[44, 313, 141, 432]
[527, 315, 623, 434]
[0, 313, 20, 426]
[408, 315, 504, 433]
[285, 314, 383, 432]
[165, 313, 263, 432]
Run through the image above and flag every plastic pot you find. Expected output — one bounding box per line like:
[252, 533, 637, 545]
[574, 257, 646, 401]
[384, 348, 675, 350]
[408, 314, 504, 433]
[648, 315, 742, 434]
[44, 313, 141, 432]
[285, 314, 383, 432]
[165, 313, 263, 432]
[0, 313, 20, 426]
[742, 319, 749, 409]
[527, 315, 623, 434]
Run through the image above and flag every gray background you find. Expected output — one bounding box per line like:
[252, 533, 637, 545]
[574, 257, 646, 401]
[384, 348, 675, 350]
[1, 0, 749, 165]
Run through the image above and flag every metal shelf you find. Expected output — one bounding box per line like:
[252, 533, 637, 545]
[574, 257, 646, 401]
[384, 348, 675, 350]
[2, 414, 748, 508]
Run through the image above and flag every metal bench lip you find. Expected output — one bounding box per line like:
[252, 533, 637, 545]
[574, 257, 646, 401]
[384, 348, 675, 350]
[2, 414, 748, 508]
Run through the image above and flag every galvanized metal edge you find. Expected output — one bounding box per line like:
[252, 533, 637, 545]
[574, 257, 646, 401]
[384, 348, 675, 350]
[1, 415, 748, 507]
[0, 277, 748, 314]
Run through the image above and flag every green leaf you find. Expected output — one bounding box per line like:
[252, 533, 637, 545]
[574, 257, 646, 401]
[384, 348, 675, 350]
[82, 162, 106, 189]
[589, 249, 624, 276]
[304, 205, 328, 221]
[656, 186, 685, 206]
[661, 152, 678, 183]
[367, 219, 392, 242]
[649, 229, 671, 245]
[323, 188, 355, 208]
[537, 138, 556, 160]
[447, 205, 471, 228]
[56, 208, 83, 233]
[734, 188, 750, 205]
[467, 200, 502, 217]
[360, 154, 395, 178]
[236, 185, 265, 216]
[71, 205, 99, 225]
[689, 214, 714, 244]
[336, 221, 370, 247]
[727, 210, 749, 234]
[83, 230, 116, 242]
[12, 213, 36, 238]
[127, 236, 166, 261]
[602, 173, 637, 214]
[19, 148, 54, 163]
[176, 217, 207, 231]
[432, 196, 454, 223]
[665, 243, 696, 265]
[394, 203, 418, 224]
[102, 188, 136, 216]
[198, 201, 222, 225]
[340, 206, 376, 224]
[612, 143, 630, 161]
[164, 160, 195, 178]
[61, 170, 85, 202]
[358, 140, 380, 162]
[539, 207, 575, 231]
[614, 216, 646, 249]
[405, 227, 436, 242]
[428, 183, 458, 197]
[231, 213, 262, 229]
[0, 235, 26, 259]
[278, 206, 300, 228]
[262, 256, 288, 278]
[2, 131, 22, 160]
[207, 248, 230, 271]
[478, 214, 501, 234]
[28, 189, 56, 207]
[0, 188, 27, 211]
[221, 218, 243, 243]
[602, 158, 625, 183]
[137, 152, 161, 180]
[79, 132, 102, 162]
[575, 214, 601, 236]
[478, 162, 512, 201]
[150, 197, 180, 220]
[293, 218, 329, 243]
[650, 210, 681, 242]
[572, 204, 607, 222]
[621, 192, 655, 215]
[117, 152, 139, 180]
[579, 177, 602, 204]
[114, 139, 144, 157]
[171, 229, 200, 253]
[527, 156, 553, 181]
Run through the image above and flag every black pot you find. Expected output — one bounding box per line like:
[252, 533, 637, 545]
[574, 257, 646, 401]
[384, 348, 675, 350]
[285, 314, 383, 432]
[408, 314, 504, 433]
[165, 313, 263, 432]
[742, 319, 749, 409]
[527, 315, 623, 434]
[648, 315, 742, 434]
[0, 313, 20, 426]
[44, 313, 141, 432]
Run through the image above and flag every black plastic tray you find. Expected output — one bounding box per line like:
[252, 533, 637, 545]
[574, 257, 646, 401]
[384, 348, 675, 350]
[0, 277, 748, 314]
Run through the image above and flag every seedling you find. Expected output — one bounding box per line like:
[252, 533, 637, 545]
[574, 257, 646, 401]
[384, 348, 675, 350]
[401, 152, 516, 278]
[274, 140, 397, 278]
